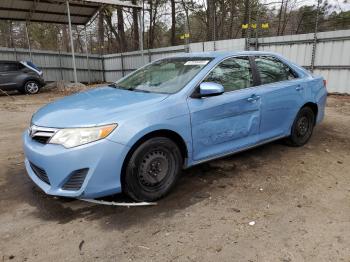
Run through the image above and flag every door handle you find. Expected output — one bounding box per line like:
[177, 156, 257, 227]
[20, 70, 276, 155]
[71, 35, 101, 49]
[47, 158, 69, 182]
[295, 85, 303, 91]
[247, 95, 260, 102]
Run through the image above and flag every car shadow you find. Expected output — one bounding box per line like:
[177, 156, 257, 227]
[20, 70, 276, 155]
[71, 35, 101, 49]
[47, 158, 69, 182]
[1, 140, 286, 230]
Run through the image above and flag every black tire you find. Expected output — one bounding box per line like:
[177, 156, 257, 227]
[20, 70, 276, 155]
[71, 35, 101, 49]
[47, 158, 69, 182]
[22, 80, 40, 94]
[123, 137, 183, 202]
[286, 107, 315, 147]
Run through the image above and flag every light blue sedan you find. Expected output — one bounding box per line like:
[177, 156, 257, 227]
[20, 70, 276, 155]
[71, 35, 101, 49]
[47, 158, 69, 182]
[23, 51, 327, 201]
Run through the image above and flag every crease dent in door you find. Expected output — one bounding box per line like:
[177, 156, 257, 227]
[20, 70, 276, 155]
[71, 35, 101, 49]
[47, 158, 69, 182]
[192, 103, 260, 147]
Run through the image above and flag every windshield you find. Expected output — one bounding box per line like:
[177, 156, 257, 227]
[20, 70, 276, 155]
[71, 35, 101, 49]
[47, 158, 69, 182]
[115, 57, 212, 94]
[26, 61, 41, 72]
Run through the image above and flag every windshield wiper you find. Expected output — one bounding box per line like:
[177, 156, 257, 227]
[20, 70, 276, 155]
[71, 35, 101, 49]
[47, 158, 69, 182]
[108, 82, 122, 89]
[127, 88, 151, 93]
[108, 83, 150, 93]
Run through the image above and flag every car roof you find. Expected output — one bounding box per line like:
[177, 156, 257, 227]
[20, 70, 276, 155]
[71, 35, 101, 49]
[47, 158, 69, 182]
[173, 50, 279, 59]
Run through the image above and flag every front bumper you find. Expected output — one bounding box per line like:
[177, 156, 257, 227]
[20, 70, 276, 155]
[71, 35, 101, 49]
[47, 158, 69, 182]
[23, 130, 130, 198]
[39, 78, 46, 87]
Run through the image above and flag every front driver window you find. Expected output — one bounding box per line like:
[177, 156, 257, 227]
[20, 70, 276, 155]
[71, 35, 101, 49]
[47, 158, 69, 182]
[203, 56, 254, 92]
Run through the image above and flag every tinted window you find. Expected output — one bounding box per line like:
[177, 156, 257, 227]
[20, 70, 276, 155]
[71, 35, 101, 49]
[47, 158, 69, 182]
[255, 56, 297, 85]
[18, 63, 25, 70]
[204, 56, 253, 92]
[0, 62, 18, 72]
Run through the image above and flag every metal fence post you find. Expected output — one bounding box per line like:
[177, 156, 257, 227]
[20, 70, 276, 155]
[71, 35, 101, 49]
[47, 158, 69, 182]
[246, 0, 252, 51]
[213, 2, 216, 51]
[255, 7, 260, 51]
[84, 26, 91, 84]
[101, 55, 105, 83]
[311, 0, 321, 72]
[66, 0, 78, 83]
[58, 49, 63, 80]
[121, 53, 125, 77]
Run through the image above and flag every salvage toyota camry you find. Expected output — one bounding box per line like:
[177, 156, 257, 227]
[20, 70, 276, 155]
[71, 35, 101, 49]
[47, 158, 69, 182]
[23, 51, 327, 201]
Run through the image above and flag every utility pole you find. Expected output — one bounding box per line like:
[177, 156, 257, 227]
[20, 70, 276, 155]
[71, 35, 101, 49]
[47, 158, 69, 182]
[246, 0, 252, 50]
[213, 1, 216, 51]
[66, 0, 78, 83]
[311, 0, 321, 72]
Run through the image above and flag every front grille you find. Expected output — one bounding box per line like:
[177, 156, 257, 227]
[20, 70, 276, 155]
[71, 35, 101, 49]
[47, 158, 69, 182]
[30, 162, 50, 185]
[29, 125, 57, 144]
[62, 168, 89, 191]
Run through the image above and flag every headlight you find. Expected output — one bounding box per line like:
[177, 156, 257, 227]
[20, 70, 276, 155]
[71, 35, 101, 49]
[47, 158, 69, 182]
[49, 124, 117, 148]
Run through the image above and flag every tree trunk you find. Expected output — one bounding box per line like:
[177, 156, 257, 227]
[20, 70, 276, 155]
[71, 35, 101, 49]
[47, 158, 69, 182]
[170, 0, 176, 45]
[295, 12, 305, 34]
[206, 0, 215, 41]
[98, 10, 105, 55]
[62, 25, 70, 52]
[277, 0, 284, 36]
[104, 8, 120, 52]
[75, 26, 84, 53]
[148, 0, 152, 49]
[117, 7, 127, 52]
[8, 21, 14, 48]
[181, 0, 191, 38]
[229, 0, 236, 38]
[219, 0, 226, 39]
[132, 0, 139, 50]
[281, 0, 289, 35]
[241, 0, 249, 38]
[148, 0, 159, 49]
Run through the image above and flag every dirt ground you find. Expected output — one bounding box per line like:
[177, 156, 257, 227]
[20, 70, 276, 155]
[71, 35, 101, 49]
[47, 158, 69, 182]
[0, 89, 349, 262]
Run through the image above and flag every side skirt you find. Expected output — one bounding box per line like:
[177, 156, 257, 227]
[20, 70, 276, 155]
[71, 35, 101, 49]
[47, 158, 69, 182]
[187, 135, 287, 168]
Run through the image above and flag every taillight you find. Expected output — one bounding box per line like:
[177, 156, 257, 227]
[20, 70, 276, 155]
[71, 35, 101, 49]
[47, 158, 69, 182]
[323, 79, 327, 88]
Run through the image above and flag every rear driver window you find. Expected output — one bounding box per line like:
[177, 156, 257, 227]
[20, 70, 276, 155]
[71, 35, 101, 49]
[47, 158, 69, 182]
[255, 56, 297, 85]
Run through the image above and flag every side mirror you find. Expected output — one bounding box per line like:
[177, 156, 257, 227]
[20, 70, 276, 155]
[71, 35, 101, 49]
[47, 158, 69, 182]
[198, 82, 224, 97]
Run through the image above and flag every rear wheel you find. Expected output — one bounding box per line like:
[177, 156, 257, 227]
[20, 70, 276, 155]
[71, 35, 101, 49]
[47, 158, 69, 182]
[286, 107, 315, 147]
[22, 80, 40, 94]
[123, 137, 183, 202]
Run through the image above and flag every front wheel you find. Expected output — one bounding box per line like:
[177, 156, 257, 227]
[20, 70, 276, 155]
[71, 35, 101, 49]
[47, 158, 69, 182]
[22, 80, 40, 94]
[123, 137, 183, 202]
[286, 107, 315, 147]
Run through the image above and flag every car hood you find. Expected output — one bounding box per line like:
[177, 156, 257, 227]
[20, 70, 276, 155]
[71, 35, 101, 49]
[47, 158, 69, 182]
[32, 87, 168, 128]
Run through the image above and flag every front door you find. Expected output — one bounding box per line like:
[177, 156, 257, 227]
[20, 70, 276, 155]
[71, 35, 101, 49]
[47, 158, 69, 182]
[187, 56, 261, 162]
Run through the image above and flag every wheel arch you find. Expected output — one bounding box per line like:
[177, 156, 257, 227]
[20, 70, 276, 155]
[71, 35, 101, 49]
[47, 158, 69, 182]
[24, 77, 40, 84]
[17, 77, 40, 90]
[301, 102, 318, 125]
[120, 129, 189, 189]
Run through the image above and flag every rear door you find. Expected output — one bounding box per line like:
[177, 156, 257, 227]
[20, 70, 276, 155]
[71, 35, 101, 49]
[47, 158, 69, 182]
[187, 56, 262, 162]
[0, 62, 20, 89]
[253, 56, 306, 141]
